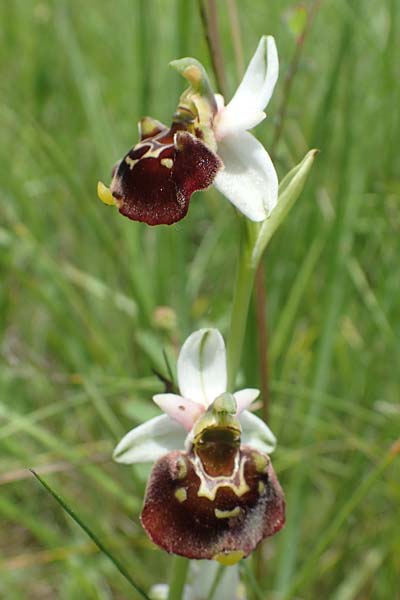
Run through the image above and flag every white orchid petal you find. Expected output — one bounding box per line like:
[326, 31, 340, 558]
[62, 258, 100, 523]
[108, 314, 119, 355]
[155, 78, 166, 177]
[215, 35, 278, 138]
[149, 583, 169, 600]
[153, 393, 204, 431]
[233, 388, 260, 415]
[215, 109, 266, 140]
[214, 131, 278, 221]
[239, 410, 276, 454]
[189, 562, 241, 600]
[178, 328, 227, 407]
[113, 415, 186, 464]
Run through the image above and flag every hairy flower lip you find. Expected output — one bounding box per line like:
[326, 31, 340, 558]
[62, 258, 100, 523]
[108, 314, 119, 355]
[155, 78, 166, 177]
[140, 446, 285, 561]
[113, 328, 285, 560]
[105, 128, 222, 226]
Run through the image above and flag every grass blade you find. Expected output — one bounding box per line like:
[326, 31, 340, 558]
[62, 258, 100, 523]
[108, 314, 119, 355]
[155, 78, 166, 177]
[30, 470, 150, 600]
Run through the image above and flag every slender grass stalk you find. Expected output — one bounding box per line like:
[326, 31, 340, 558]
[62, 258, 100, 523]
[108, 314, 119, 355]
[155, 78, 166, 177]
[207, 564, 225, 600]
[197, 0, 227, 95]
[226, 0, 244, 77]
[274, 17, 358, 592]
[30, 470, 150, 600]
[281, 442, 399, 599]
[241, 560, 265, 600]
[270, 0, 321, 156]
[167, 556, 190, 600]
[255, 0, 321, 427]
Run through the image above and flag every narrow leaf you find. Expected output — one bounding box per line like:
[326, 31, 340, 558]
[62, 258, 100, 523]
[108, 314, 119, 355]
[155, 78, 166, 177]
[251, 149, 319, 267]
[30, 470, 150, 600]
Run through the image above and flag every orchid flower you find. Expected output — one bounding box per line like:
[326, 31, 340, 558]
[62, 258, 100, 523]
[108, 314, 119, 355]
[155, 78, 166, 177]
[114, 329, 285, 562]
[114, 328, 276, 462]
[98, 36, 278, 225]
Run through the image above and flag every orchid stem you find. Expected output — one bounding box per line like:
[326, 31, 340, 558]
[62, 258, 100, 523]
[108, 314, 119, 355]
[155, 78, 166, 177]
[167, 556, 190, 600]
[227, 220, 257, 391]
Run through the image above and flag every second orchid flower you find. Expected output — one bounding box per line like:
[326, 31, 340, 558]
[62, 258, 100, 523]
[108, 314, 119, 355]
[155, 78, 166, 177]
[98, 36, 279, 225]
[114, 329, 285, 564]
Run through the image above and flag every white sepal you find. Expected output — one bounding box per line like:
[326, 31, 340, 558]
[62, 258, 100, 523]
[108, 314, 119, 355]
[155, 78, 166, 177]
[214, 131, 278, 221]
[215, 35, 278, 138]
[113, 415, 186, 464]
[233, 388, 260, 415]
[239, 410, 276, 454]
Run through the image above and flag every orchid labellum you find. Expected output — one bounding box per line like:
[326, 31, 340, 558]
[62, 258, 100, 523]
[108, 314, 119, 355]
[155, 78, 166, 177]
[98, 36, 279, 225]
[114, 329, 285, 563]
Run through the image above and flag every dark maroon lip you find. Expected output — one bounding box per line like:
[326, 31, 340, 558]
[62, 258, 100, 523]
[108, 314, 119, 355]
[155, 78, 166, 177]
[108, 123, 222, 226]
[140, 446, 285, 560]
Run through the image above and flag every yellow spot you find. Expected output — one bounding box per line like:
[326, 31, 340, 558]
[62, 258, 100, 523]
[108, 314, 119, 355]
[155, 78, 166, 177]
[161, 158, 173, 169]
[97, 181, 117, 206]
[214, 507, 241, 519]
[252, 452, 269, 474]
[213, 551, 245, 566]
[175, 457, 187, 480]
[174, 487, 187, 503]
[139, 116, 162, 138]
[125, 155, 138, 170]
[258, 481, 265, 494]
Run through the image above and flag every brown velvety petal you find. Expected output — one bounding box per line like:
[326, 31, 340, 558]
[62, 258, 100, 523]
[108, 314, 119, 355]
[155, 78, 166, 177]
[140, 446, 285, 560]
[109, 129, 221, 226]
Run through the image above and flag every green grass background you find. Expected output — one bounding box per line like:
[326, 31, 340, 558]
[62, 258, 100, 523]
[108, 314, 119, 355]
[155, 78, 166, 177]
[1, 0, 399, 598]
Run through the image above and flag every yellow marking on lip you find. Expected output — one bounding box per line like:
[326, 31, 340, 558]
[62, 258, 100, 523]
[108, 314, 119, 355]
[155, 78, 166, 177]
[193, 452, 250, 502]
[213, 551, 245, 566]
[214, 507, 241, 519]
[97, 181, 117, 206]
[252, 452, 269, 474]
[161, 158, 173, 169]
[125, 156, 138, 170]
[174, 487, 187, 503]
[175, 457, 187, 480]
[258, 481, 265, 494]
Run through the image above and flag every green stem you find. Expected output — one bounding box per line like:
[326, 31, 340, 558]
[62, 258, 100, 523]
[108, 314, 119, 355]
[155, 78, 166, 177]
[167, 556, 190, 600]
[226, 220, 257, 391]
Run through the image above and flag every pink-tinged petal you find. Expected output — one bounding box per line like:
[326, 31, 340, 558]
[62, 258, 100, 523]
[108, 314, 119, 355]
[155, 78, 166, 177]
[239, 411, 276, 454]
[214, 131, 278, 221]
[233, 388, 260, 415]
[113, 415, 186, 464]
[153, 393, 204, 431]
[214, 93, 225, 112]
[141, 447, 285, 560]
[177, 329, 227, 407]
[215, 36, 278, 139]
[108, 125, 221, 226]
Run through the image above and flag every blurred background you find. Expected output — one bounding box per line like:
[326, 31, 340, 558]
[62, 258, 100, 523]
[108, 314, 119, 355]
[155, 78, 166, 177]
[1, 0, 399, 598]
